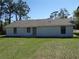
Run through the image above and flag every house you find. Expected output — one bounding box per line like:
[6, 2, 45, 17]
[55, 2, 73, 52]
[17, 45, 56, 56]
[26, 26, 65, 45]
[5, 18, 73, 37]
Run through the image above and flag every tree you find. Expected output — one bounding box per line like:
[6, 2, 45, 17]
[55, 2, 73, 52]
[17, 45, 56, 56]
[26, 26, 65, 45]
[17, 0, 30, 20]
[13, 2, 18, 21]
[50, 11, 58, 19]
[50, 8, 69, 19]
[0, 0, 5, 33]
[0, 20, 3, 33]
[74, 6, 79, 29]
[58, 8, 69, 19]
[0, 0, 30, 24]
[0, 0, 4, 19]
[4, 0, 14, 24]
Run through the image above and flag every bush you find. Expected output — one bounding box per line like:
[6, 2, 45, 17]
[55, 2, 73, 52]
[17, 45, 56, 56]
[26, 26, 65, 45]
[0, 31, 6, 35]
[73, 32, 79, 36]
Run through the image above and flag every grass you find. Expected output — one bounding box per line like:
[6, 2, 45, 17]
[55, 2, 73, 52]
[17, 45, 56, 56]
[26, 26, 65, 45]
[0, 38, 79, 59]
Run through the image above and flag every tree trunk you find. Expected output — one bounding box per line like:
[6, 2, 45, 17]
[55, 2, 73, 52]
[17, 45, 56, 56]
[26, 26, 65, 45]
[0, 20, 3, 33]
[9, 13, 11, 24]
[16, 14, 18, 21]
[19, 15, 21, 21]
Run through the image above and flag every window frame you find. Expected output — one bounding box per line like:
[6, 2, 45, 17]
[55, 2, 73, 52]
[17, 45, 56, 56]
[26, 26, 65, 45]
[13, 27, 17, 34]
[27, 27, 31, 33]
[61, 26, 66, 34]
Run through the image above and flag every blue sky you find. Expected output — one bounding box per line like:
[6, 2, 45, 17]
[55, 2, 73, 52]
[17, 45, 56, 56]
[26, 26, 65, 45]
[18, 0, 79, 19]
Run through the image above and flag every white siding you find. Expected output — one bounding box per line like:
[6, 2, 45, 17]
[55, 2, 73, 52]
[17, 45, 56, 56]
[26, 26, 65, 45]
[6, 27, 32, 36]
[37, 26, 59, 37]
[6, 28, 13, 35]
[6, 26, 73, 37]
[37, 26, 73, 37]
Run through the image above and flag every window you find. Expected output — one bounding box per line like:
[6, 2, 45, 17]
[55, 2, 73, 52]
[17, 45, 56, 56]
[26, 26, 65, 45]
[61, 26, 66, 34]
[27, 27, 31, 33]
[13, 28, 17, 34]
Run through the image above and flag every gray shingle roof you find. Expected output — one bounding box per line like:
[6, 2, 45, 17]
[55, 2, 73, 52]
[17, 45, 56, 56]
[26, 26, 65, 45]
[5, 18, 73, 28]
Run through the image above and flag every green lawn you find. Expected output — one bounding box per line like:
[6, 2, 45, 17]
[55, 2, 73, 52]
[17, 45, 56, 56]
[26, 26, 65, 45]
[0, 38, 79, 59]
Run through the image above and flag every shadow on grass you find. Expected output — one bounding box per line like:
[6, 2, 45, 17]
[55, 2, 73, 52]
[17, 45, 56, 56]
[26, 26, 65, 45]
[0, 35, 79, 39]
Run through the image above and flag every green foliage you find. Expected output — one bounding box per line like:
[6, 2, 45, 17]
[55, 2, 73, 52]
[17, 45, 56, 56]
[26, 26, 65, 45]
[0, 20, 3, 34]
[0, 0, 5, 18]
[73, 30, 79, 36]
[50, 11, 58, 18]
[74, 32, 79, 36]
[0, 0, 3, 33]
[16, 0, 30, 20]
[74, 6, 79, 29]
[4, 0, 15, 24]
[58, 8, 69, 18]
[0, 0, 30, 22]
[0, 0, 30, 34]
[50, 8, 69, 19]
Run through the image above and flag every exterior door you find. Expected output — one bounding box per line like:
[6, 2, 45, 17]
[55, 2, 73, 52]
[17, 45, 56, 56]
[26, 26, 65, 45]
[32, 27, 37, 36]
